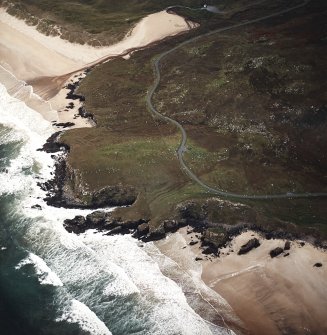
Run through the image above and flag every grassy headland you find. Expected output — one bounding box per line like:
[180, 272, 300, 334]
[58, 0, 327, 243]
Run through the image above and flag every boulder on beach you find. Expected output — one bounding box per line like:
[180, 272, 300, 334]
[313, 262, 323, 267]
[270, 247, 284, 258]
[284, 240, 291, 250]
[238, 238, 260, 255]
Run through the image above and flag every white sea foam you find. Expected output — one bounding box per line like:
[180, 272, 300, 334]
[147, 232, 239, 334]
[0, 83, 53, 139]
[0, 126, 24, 145]
[0, 82, 55, 196]
[57, 299, 112, 335]
[81, 232, 215, 335]
[0, 81, 228, 334]
[0, 65, 55, 119]
[103, 267, 140, 297]
[16, 252, 63, 287]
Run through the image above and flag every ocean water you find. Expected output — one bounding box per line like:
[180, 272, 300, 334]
[0, 82, 234, 335]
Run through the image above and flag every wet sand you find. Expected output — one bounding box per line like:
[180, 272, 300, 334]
[156, 228, 327, 335]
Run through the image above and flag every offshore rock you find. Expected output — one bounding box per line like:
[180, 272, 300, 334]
[64, 215, 87, 234]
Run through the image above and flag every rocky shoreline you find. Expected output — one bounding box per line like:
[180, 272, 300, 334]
[61, 196, 327, 256]
[62, 207, 326, 264]
[39, 129, 327, 251]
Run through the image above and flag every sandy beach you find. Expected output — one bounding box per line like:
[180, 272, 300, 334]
[0, 7, 197, 129]
[154, 231, 247, 335]
[156, 228, 327, 335]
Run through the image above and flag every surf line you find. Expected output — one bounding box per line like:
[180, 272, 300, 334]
[146, 0, 327, 200]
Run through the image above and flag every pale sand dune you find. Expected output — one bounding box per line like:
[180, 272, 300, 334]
[0, 8, 197, 128]
[0, 8, 196, 79]
[157, 228, 327, 335]
[0, 20, 81, 80]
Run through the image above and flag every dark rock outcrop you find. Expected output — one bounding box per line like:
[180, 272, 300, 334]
[78, 106, 93, 119]
[63, 211, 149, 237]
[67, 102, 74, 109]
[270, 247, 284, 258]
[42, 156, 67, 206]
[54, 122, 75, 128]
[121, 219, 148, 230]
[38, 131, 70, 153]
[163, 220, 178, 233]
[202, 246, 217, 255]
[65, 83, 85, 101]
[64, 211, 115, 234]
[106, 226, 130, 236]
[64, 215, 87, 234]
[201, 238, 219, 255]
[238, 238, 260, 255]
[86, 211, 107, 226]
[134, 223, 149, 237]
[284, 240, 291, 250]
[91, 185, 137, 207]
[143, 227, 166, 242]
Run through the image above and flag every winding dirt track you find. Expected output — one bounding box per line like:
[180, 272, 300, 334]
[146, 0, 327, 200]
